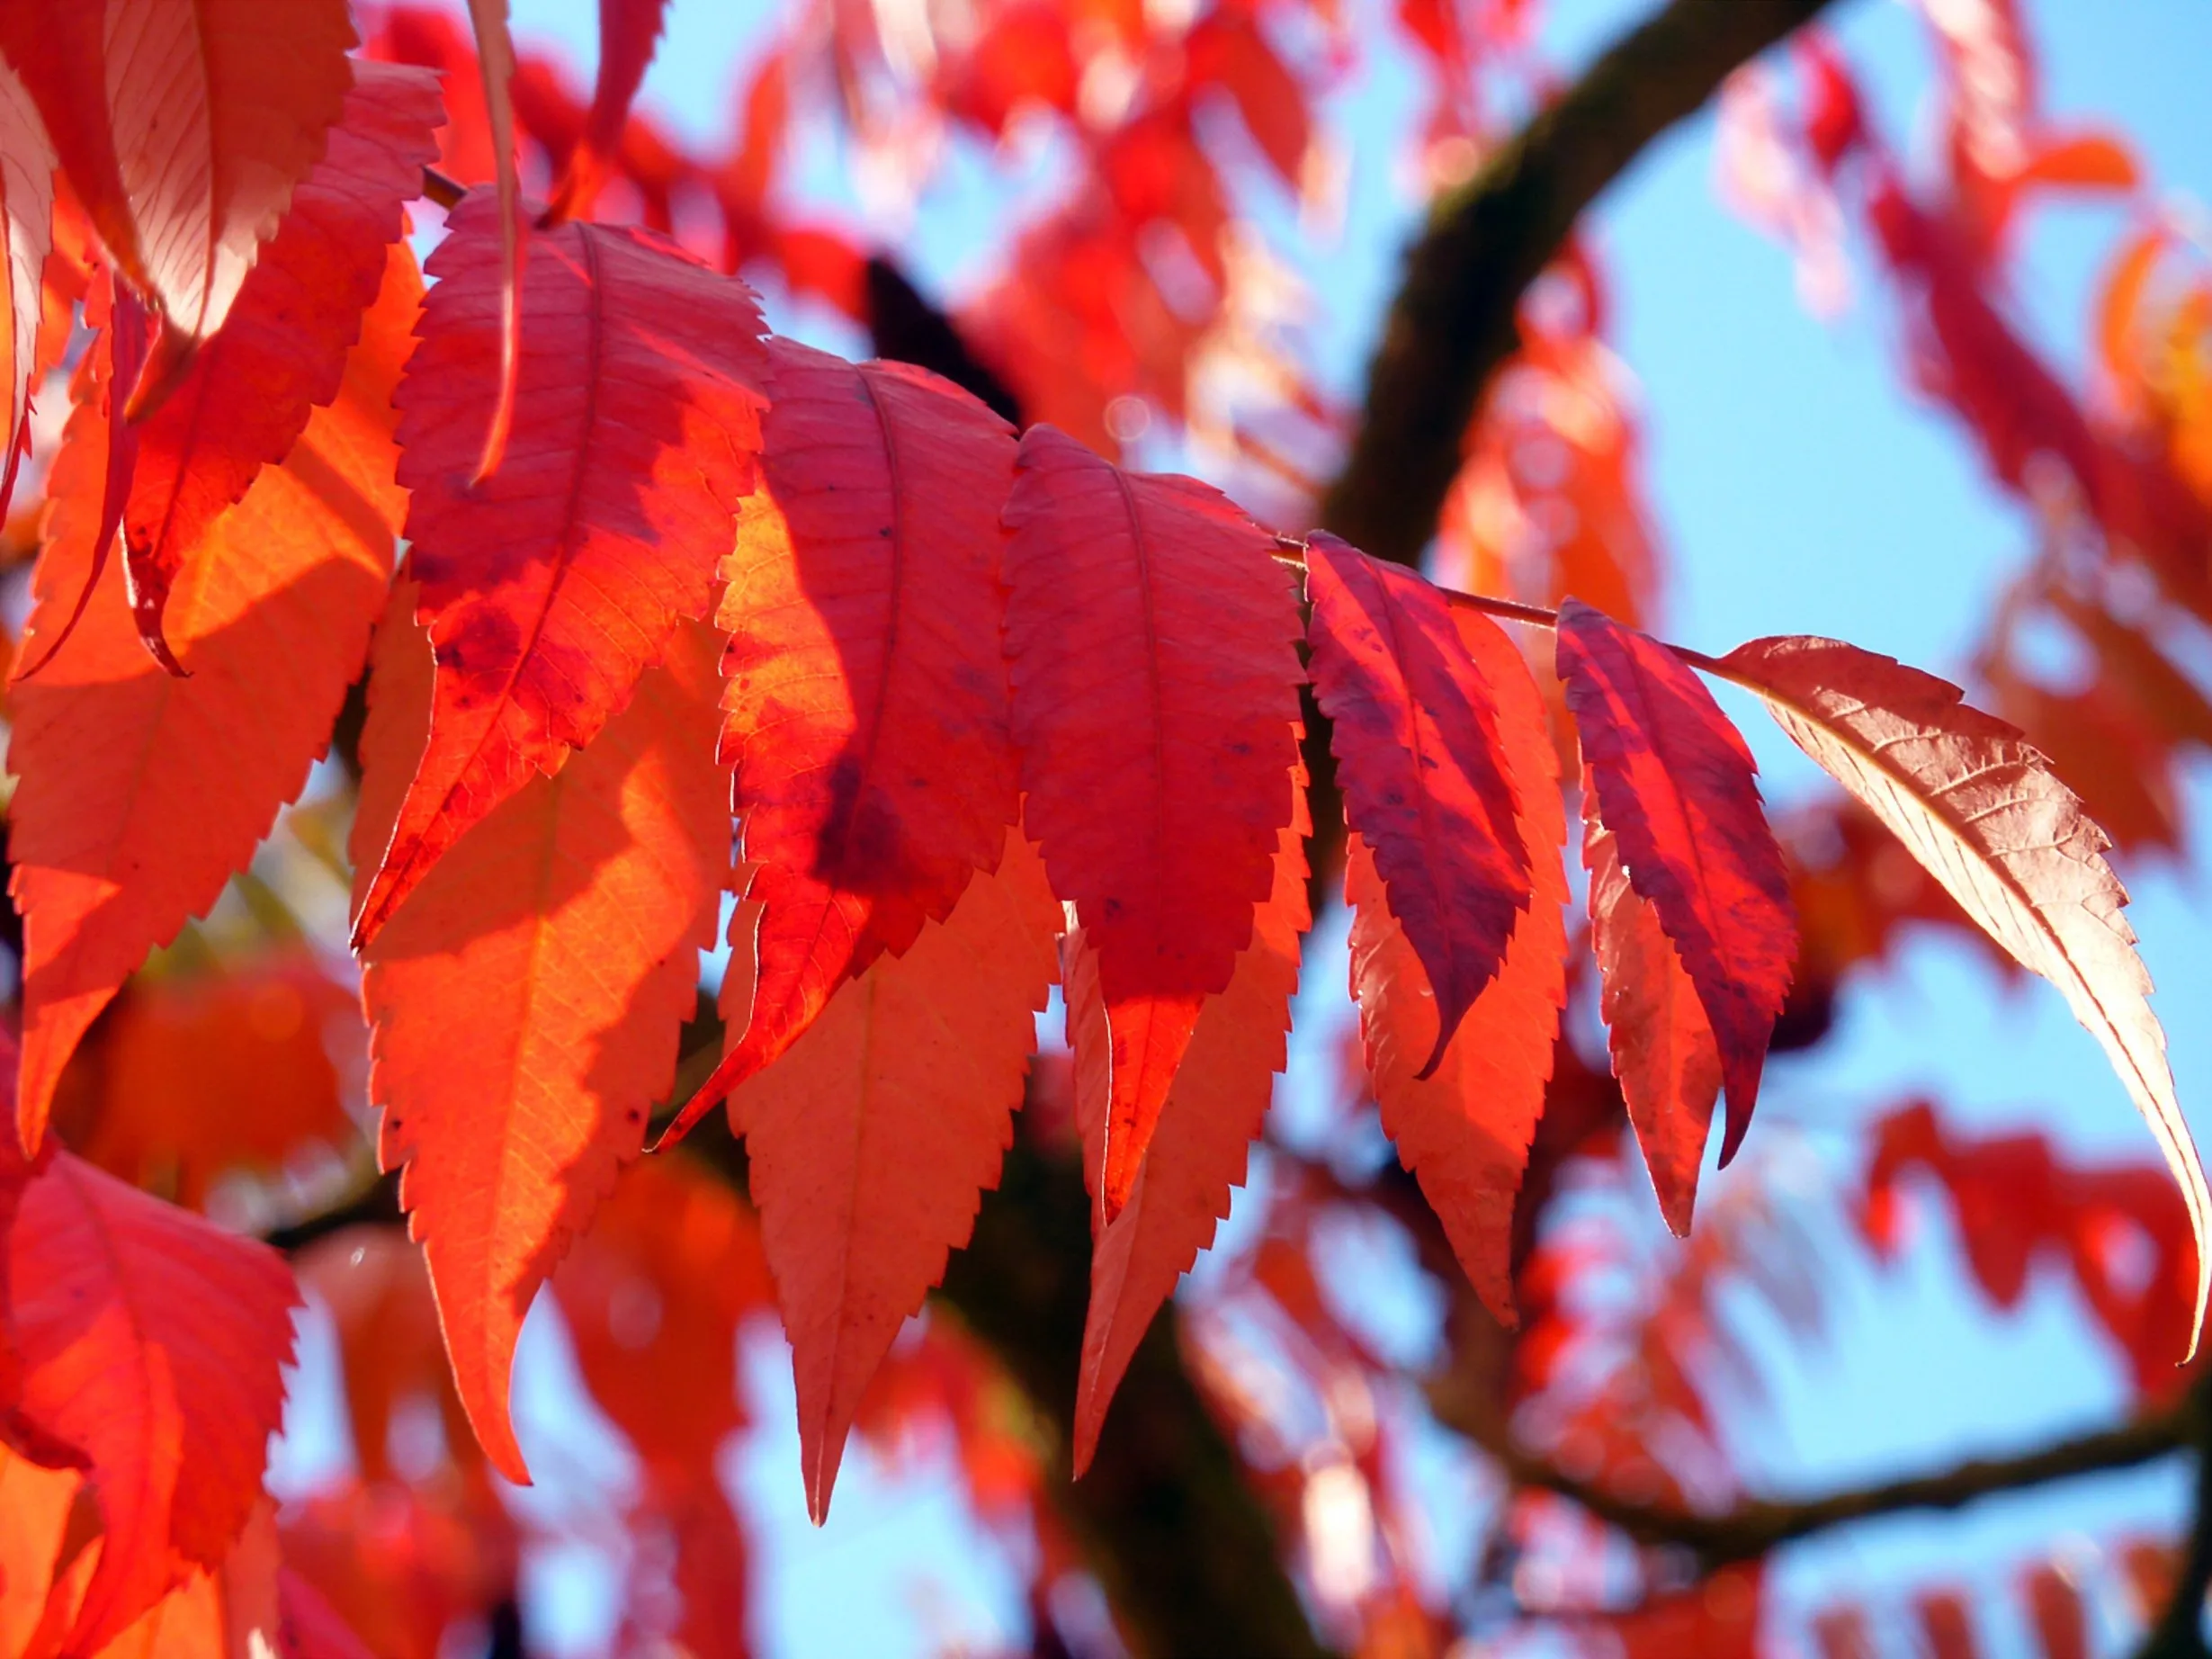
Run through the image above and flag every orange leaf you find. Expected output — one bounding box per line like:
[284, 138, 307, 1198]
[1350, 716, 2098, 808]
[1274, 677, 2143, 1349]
[69, 952, 362, 1212]
[354, 601, 731, 1484]
[83, 1500, 283, 1659]
[674, 339, 1020, 1132]
[1348, 610, 1567, 1321]
[731, 831, 1060, 1520]
[1002, 426, 1303, 1221]
[0, 1444, 78, 1658]
[1718, 632, 2212, 1350]
[1072, 803, 1309, 1470]
[353, 192, 768, 946]
[0, 0, 358, 394]
[3, 1152, 299, 1656]
[10, 245, 416, 1152]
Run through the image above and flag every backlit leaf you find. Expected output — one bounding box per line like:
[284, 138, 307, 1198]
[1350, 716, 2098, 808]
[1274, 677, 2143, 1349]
[1585, 801, 1721, 1235]
[122, 61, 442, 667]
[0, 49, 51, 520]
[0, 0, 358, 399]
[10, 247, 416, 1151]
[2, 1152, 298, 1656]
[1002, 425, 1303, 1220]
[1307, 531, 1530, 1075]
[673, 339, 1020, 1134]
[730, 831, 1060, 1520]
[355, 601, 731, 1484]
[1717, 632, 2212, 1350]
[1072, 802, 1308, 1470]
[1347, 610, 1566, 1323]
[1556, 598, 1795, 1163]
[352, 192, 767, 946]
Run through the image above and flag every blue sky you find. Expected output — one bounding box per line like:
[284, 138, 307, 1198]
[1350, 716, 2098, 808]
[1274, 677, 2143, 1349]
[326, 1, 2212, 1652]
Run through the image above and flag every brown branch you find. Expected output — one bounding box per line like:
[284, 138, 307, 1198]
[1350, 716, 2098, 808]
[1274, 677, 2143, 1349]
[1447, 1394, 2196, 1571]
[2137, 1377, 2212, 1657]
[1317, 0, 1840, 569]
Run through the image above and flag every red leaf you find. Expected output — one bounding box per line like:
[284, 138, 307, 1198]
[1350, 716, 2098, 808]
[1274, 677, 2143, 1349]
[731, 832, 1060, 1520]
[1072, 803, 1309, 1470]
[1718, 632, 2212, 1350]
[1347, 609, 1566, 1323]
[354, 598, 731, 1484]
[0, 0, 357, 396]
[1001, 425, 1303, 1219]
[352, 192, 767, 947]
[1307, 531, 1531, 1075]
[669, 340, 1020, 1135]
[548, 0, 674, 221]
[1585, 799, 1722, 1234]
[122, 61, 442, 668]
[0, 52, 51, 522]
[1555, 598, 1795, 1163]
[3, 1152, 298, 1655]
[11, 247, 416, 1152]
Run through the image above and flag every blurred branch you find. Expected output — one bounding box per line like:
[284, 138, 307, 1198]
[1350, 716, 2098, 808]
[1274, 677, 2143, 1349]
[2136, 1377, 2212, 1657]
[1317, 0, 1838, 568]
[1435, 1386, 2197, 1571]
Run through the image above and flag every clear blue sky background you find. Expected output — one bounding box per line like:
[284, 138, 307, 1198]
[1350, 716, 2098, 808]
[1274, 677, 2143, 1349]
[279, 2, 2212, 1653]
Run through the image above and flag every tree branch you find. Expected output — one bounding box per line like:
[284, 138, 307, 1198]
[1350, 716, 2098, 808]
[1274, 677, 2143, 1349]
[1318, 0, 1839, 569]
[1442, 1393, 2195, 1571]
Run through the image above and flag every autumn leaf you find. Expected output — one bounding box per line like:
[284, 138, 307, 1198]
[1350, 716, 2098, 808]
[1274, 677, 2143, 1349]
[731, 831, 1061, 1520]
[76, 1500, 284, 1659]
[2, 1151, 299, 1657]
[67, 952, 363, 1213]
[0, 0, 358, 404]
[122, 60, 442, 668]
[1347, 609, 1566, 1323]
[1716, 632, 2212, 1349]
[0, 1444, 78, 1658]
[10, 247, 416, 1152]
[1002, 426, 1303, 1220]
[17, 271, 157, 682]
[1072, 802, 1309, 1470]
[1585, 803, 1722, 1235]
[354, 598, 731, 1484]
[557, 1160, 775, 1477]
[1306, 530, 1531, 1076]
[351, 191, 768, 947]
[547, 0, 674, 220]
[671, 339, 1020, 1134]
[0, 49, 51, 519]
[1556, 598, 1795, 1163]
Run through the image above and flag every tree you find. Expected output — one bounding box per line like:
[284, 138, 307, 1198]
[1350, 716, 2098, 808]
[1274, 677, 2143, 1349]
[0, 0, 2206, 1654]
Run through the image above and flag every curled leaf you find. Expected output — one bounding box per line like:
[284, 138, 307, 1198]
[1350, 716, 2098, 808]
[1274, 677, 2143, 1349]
[1717, 632, 2212, 1351]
